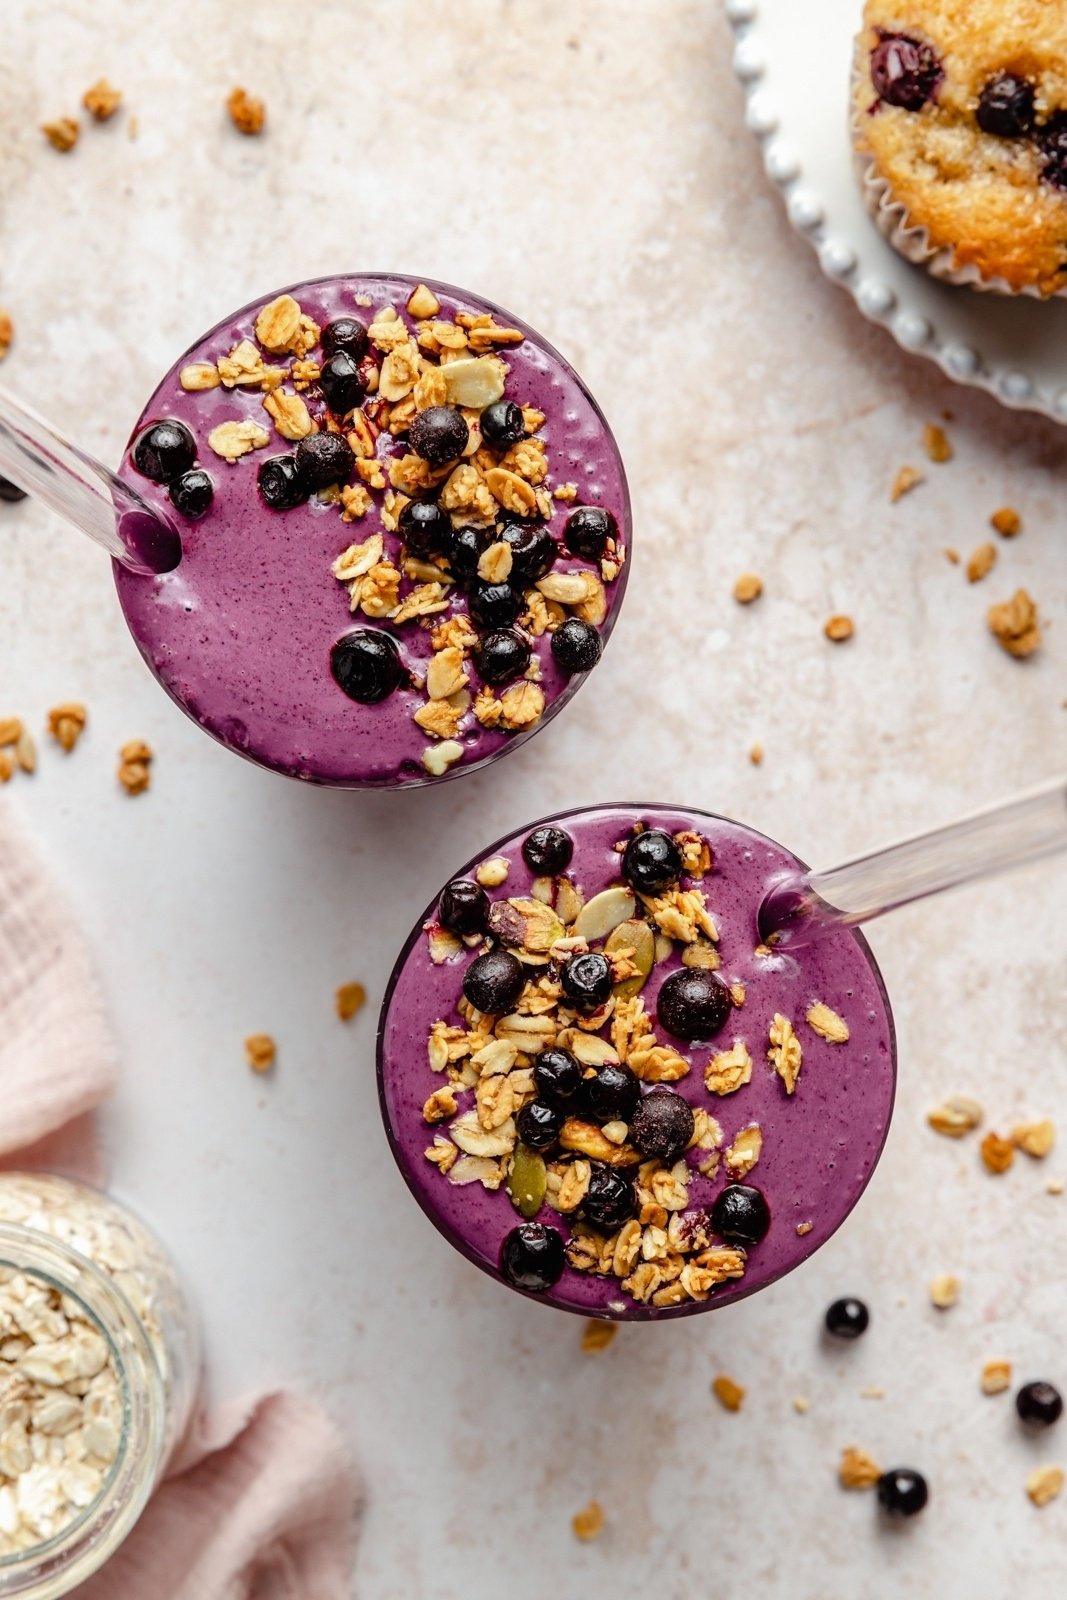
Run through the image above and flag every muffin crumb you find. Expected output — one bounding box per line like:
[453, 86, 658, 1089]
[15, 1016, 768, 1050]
[824, 614, 854, 644]
[227, 87, 265, 136]
[712, 1374, 745, 1412]
[41, 117, 79, 152]
[572, 1501, 604, 1541]
[988, 590, 1041, 658]
[923, 423, 953, 463]
[335, 982, 366, 1021]
[966, 543, 997, 584]
[245, 1034, 276, 1074]
[581, 1321, 617, 1354]
[891, 465, 924, 502]
[991, 507, 1022, 539]
[82, 79, 122, 121]
[733, 573, 763, 605]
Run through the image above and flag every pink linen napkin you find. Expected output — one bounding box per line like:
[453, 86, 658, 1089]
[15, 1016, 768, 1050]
[0, 807, 361, 1598]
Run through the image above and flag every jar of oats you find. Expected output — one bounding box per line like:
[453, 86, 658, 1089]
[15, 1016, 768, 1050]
[0, 1174, 199, 1597]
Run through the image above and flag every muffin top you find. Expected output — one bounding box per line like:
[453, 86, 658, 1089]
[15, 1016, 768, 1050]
[855, 1, 1067, 295]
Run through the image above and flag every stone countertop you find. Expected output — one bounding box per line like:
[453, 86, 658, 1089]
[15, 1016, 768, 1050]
[2, 2, 1066, 1595]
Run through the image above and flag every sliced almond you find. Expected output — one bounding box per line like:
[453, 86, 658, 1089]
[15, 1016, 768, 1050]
[573, 886, 636, 943]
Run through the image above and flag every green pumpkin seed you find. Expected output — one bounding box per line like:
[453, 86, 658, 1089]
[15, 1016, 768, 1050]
[606, 918, 655, 999]
[507, 1144, 547, 1218]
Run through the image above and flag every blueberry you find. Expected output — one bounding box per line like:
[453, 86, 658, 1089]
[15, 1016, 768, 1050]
[522, 825, 574, 876]
[516, 1099, 564, 1152]
[258, 454, 310, 510]
[1016, 1381, 1063, 1428]
[565, 505, 617, 562]
[409, 406, 469, 466]
[622, 829, 682, 894]
[470, 583, 521, 631]
[321, 317, 369, 362]
[481, 400, 526, 448]
[711, 1183, 770, 1246]
[330, 629, 405, 704]
[320, 351, 366, 416]
[583, 1061, 640, 1123]
[439, 878, 489, 936]
[582, 1163, 636, 1231]
[132, 420, 196, 483]
[533, 1047, 582, 1105]
[977, 73, 1036, 138]
[500, 1222, 565, 1293]
[475, 629, 531, 685]
[168, 468, 214, 519]
[448, 525, 491, 585]
[551, 618, 602, 676]
[560, 952, 613, 1014]
[870, 33, 942, 112]
[463, 949, 526, 1015]
[295, 432, 355, 490]
[0, 476, 27, 504]
[1039, 115, 1067, 192]
[656, 967, 731, 1042]
[629, 1087, 694, 1163]
[877, 1469, 928, 1519]
[399, 500, 451, 559]
[825, 1297, 869, 1339]
[501, 521, 557, 581]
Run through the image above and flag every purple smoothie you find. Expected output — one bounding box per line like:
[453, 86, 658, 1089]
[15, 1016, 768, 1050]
[378, 805, 896, 1320]
[113, 275, 629, 787]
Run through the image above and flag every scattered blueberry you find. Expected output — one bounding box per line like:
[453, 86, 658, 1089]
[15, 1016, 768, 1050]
[132, 420, 196, 483]
[409, 406, 469, 466]
[399, 500, 451, 559]
[258, 454, 310, 510]
[321, 317, 369, 362]
[500, 521, 557, 581]
[629, 1087, 695, 1163]
[168, 468, 214, 520]
[462, 949, 526, 1015]
[448, 525, 491, 584]
[870, 32, 942, 112]
[621, 828, 682, 893]
[475, 628, 531, 685]
[522, 825, 574, 876]
[439, 878, 489, 936]
[516, 1099, 564, 1152]
[825, 1297, 869, 1339]
[560, 951, 614, 1013]
[470, 583, 521, 631]
[480, 400, 526, 448]
[550, 617, 602, 676]
[656, 967, 732, 1042]
[320, 351, 366, 416]
[711, 1183, 770, 1246]
[565, 505, 617, 562]
[0, 476, 27, 503]
[583, 1061, 640, 1123]
[533, 1047, 582, 1105]
[1016, 1381, 1063, 1428]
[1039, 115, 1067, 192]
[877, 1468, 928, 1519]
[295, 432, 355, 490]
[500, 1222, 565, 1292]
[330, 629, 404, 704]
[976, 73, 1036, 138]
[582, 1163, 637, 1231]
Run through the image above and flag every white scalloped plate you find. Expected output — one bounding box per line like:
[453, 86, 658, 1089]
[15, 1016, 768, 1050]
[726, 0, 1067, 423]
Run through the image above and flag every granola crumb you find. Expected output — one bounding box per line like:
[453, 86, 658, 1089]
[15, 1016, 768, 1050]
[891, 465, 924, 502]
[335, 982, 366, 1021]
[581, 1321, 617, 1354]
[1012, 1120, 1055, 1159]
[980, 1130, 1014, 1175]
[245, 1033, 276, 1074]
[929, 1273, 959, 1310]
[981, 1360, 1012, 1396]
[0, 753, 13, 784]
[1026, 1465, 1064, 1508]
[82, 79, 122, 121]
[991, 507, 1022, 538]
[988, 589, 1041, 659]
[944, 547, 960, 564]
[47, 702, 88, 752]
[966, 542, 997, 584]
[860, 1386, 886, 1400]
[796, 1220, 813, 1236]
[927, 1096, 982, 1138]
[572, 1501, 604, 1541]
[14, 726, 35, 774]
[793, 1395, 810, 1414]
[839, 1446, 881, 1490]
[0, 309, 12, 361]
[117, 738, 153, 795]
[1047, 1177, 1065, 1196]
[733, 573, 763, 605]
[748, 742, 763, 766]
[227, 87, 265, 136]
[712, 1374, 745, 1412]
[41, 117, 79, 152]
[824, 614, 854, 644]
[922, 423, 953, 463]
[127, 113, 139, 140]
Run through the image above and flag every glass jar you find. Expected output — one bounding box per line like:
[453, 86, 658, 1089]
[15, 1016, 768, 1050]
[0, 1174, 199, 1597]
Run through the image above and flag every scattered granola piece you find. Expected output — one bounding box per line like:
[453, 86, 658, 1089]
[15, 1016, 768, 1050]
[733, 573, 763, 605]
[14, 726, 35, 774]
[966, 542, 997, 584]
[712, 1374, 745, 1412]
[335, 982, 366, 1021]
[245, 1033, 276, 1073]
[227, 87, 265, 136]
[929, 1274, 959, 1310]
[796, 1220, 813, 1236]
[891, 465, 924, 502]
[572, 1501, 604, 1542]
[581, 1321, 617, 1354]
[421, 740, 464, 778]
[705, 1041, 753, 1097]
[980, 1131, 1014, 1175]
[927, 1096, 982, 1138]
[839, 1447, 881, 1490]
[41, 117, 79, 152]
[1012, 1120, 1055, 1159]
[991, 507, 1021, 538]
[768, 1013, 802, 1094]
[724, 1125, 762, 1179]
[0, 752, 13, 783]
[117, 738, 153, 795]
[988, 589, 1041, 659]
[82, 79, 121, 121]
[475, 857, 510, 889]
[0, 718, 21, 748]
[824, 614, 854, 644]
[207, 418, 270, 462]
[793, 1396, 810, 1414]
[860, 1386, 885, 1400]
[180, 362, 221, 392]
[748, 742, 763, 766]
[805, 1002, 850, 1044]
[981, 1360, 1012, 1396]
[0, 309, 11, 361]
[922, 423, 953, 463]
[945, 547, 960, 564]
[1026, 1466, 1064, 1508]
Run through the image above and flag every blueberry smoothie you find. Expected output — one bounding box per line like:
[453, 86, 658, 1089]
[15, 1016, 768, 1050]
[114, 276, 629, 786]
[378, 806, 896, 1319]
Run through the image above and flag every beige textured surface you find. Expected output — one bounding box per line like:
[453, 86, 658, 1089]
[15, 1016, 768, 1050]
[2, 2, 1066, 1595]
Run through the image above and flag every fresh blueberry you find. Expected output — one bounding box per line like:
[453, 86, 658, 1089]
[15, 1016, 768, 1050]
[825, 1297, 869, 1339]
[560, 952, 614, 1013]
[409, 406, 469, 466]
[500, 521, 557, 581]
[522, 825, 574, 876]
[500, 1222, 565, 1292]
[656, 967, 732, 1042]
[1039, 115, 1067, 192]
[550, 618, 602, 676]
[321, 317, 369, 362]
[132, 420, 196, 483]
[1016, 1381, 1063, 1428]
[399, 500, 451, 559]
[448, 525, 491, 585]
[320, 351, 366, 417]
[711, 1183, 770, 1246]
[439, 878, 489, 936]
[463, 949, 526, 1015]
[870, 32, 942, 111]
[621, 829, 682, 894]
[533, 1047, 582, 1105]
[480, 400, 526, 448]
[629, 1087, 695, 1163]
[0, 476, 27, 503]
[168, 468, 214, 519]
[516, 1099, 564, 1152]
[295, 432, 354, 490]
[976, 73, 1036, 138]
[583, 1061, 640, 1123]
[582, 1163, 637, 1231]
[470, 583, 521, 631]
[565, 505, 617, 562]
[474, 628, 531, 685]
[258, 454, 310, 510]
[877, 1469, 928, 1519]
[330, 629, 405, 704]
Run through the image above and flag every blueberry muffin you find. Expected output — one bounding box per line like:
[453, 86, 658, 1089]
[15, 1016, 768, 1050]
[854, 0, 1067, 296]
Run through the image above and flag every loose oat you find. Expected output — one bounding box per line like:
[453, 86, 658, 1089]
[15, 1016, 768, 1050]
[768, 1013, 802, 1094]
[117, 738, 153, 796]
[805, 1002, 849, 1044]
[41, 118, 79, 152]
[988, 590, 1041, 659]
[712, 1374, 745, 1412]
[82, 79, 121, 121]
[245, 1034, 276, 1074]
[335, 982, 366, 1021]
[929, 1274, 959, 1309]
[980, 1131, 1014, 1175]
[981, 1360, 1012, 1395]
[227, 87, 265, 136]
[966, 543, 997, 583]
[839, 1446, 881, 1489]
[733, 573, 763, 604]
[1026, 1466, 1064, 1507]
[824, 614, 854, 644]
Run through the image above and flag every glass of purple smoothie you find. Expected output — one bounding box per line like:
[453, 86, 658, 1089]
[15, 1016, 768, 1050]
[111, 274, 630, 787]
[377, 804, 896, 1320]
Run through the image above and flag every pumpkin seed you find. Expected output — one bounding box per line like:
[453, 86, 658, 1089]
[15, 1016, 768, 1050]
[605, 918, 655, 998]
[507, 1145, 547, 1219]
